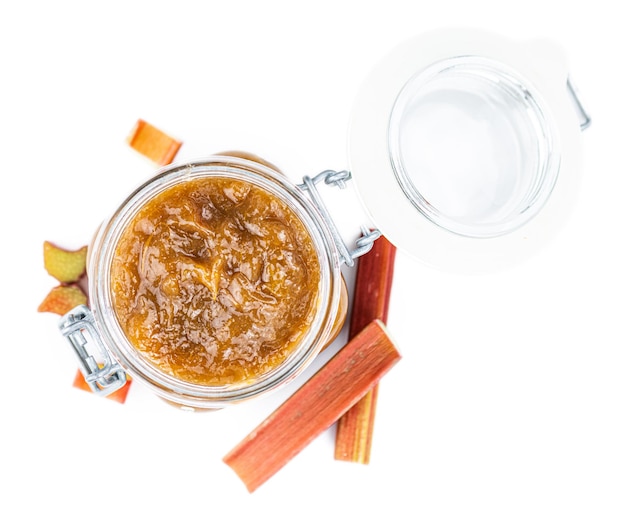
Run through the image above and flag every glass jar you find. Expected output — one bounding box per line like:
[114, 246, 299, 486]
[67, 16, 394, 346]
[60, 155, 354, 410]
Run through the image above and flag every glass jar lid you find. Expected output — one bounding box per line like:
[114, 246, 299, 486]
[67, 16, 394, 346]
[388, 55, 560, 239]
[348, 29, 588, 272]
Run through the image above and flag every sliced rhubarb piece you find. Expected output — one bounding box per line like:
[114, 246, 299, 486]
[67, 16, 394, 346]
[127, 119, 182, 165]
[335, 235, 397, 463]
[43, 241, 87, 284]
[37, 284, 87, 315]
[223, 319, 401, 492]
[72, 369, 132, 404]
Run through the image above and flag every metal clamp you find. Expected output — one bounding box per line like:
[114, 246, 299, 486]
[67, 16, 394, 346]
[298, 170, 381, 266]
[567, 78, 591, 131]
[59, 305, 127, 396]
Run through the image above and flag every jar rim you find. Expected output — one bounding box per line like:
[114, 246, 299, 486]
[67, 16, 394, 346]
[88, 156, 342, 408]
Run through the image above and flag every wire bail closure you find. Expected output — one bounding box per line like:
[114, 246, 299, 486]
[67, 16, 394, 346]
[298, 170, 381, 267]
[59, 305, 127, 396]
[566, 78, 591, 131]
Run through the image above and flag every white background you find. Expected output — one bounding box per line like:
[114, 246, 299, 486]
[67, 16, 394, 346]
[1, 1, 624, 524]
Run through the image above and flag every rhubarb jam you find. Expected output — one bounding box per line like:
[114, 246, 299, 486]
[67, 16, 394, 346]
[110, 176, 321, 387]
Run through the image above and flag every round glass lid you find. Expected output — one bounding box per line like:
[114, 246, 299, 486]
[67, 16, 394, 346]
[348, 29, 585, 273]
[388, 56, 560, 238]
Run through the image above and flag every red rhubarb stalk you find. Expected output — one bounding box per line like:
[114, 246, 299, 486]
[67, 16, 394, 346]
[334, 235, 396, 463]
[223, 320, 401, 492]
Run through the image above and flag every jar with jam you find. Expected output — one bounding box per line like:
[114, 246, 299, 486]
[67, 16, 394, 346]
[59, 29, 590, 409]
[61, 154, 355, 409]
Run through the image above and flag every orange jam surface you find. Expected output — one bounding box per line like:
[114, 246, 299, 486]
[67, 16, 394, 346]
[110, 176, 321, 386]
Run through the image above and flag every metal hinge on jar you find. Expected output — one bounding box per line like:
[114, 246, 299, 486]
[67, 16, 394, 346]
[59, 305, 127, 396]
[567, 78, 591, 131]
[298, 170, 381, 267]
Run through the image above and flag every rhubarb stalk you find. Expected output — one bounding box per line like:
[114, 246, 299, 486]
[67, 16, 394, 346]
[223, 320, 401, 492]
[127, 119, 182, 165]
[334, 235, 396, 463]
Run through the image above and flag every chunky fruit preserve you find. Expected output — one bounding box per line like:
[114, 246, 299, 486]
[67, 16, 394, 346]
[110, 176, 321, 387]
